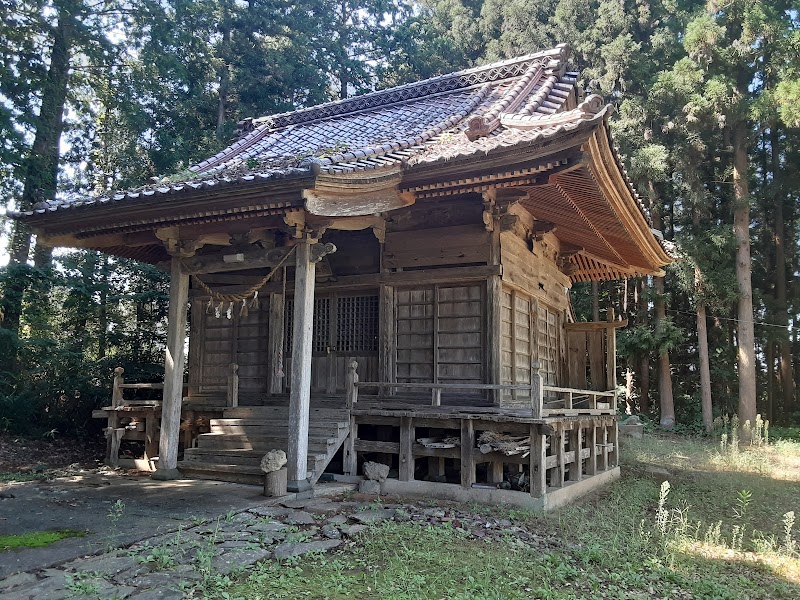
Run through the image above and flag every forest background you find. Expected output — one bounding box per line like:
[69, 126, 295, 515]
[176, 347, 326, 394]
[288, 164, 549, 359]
[0, 0, 798, 439]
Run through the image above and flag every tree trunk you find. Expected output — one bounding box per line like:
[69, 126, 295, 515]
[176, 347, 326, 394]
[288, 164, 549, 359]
[766, 339, 775, 424]
[696, 289, 713, 432]
[636, 277, 650, 414]
[216, 2, 232, 142]
[771, 127, 794, 418]
[648, 180, 675, 428]
[654, 274, 675, 429]
[0, 9, 74, 368]
[732, 121, 757, 430]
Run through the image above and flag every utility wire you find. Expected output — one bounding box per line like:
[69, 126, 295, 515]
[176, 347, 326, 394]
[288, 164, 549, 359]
[664, 307, 796, 332]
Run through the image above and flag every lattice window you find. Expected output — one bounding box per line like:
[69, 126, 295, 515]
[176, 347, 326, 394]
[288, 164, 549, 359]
[537, 305, 559, 386]
[336, 295, 378, 353]
[285, 297, 331, 353]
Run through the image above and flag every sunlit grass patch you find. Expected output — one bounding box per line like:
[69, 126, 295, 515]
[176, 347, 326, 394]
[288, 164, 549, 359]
[0, 529, 86, 552]
[211, 434, 800, 599]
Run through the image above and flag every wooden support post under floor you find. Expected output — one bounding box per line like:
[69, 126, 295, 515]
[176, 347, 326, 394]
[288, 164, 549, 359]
[153, 254, 189, 480]
[287, 238, 316, 492]
[399, 416, 414, 481]
[460, 419, 475, 488]
[530, 424, 546, 498]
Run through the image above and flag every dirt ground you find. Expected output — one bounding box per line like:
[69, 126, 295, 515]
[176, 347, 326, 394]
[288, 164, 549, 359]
[0, 433, 104, 473]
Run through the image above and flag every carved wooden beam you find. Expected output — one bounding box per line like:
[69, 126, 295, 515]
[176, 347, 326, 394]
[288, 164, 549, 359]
[179, 245, 294, 275]
[310, 242, 336, 263]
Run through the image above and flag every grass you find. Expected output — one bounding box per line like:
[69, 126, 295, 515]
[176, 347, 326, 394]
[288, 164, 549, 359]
[0, 529, 87, 552]
[204, 433, 800, 598]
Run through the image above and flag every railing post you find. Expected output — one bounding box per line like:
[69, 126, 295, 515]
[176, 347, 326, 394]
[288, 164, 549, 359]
[227, 363, 239, 408]
[112, 367, 125, 408]
[344, 361, 359, 476]
[346, 361, 359, 410]
[431, 387, 441, 406]
[530, 360, 543, 419]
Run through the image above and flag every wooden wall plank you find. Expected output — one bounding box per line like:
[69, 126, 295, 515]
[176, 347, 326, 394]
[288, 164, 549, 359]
[384, 224, 490, 269]
[567, 330, 587, 389]
[587, 330, 605, 391]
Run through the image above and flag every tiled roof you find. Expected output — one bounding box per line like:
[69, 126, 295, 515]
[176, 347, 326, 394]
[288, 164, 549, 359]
[18, 44, 611, 218]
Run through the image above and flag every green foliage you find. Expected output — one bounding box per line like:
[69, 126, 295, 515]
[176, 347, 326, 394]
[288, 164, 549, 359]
[0, 250, 168, 437]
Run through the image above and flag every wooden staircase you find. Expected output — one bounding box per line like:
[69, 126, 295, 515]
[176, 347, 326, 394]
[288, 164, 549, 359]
[178, 405, 350, 486]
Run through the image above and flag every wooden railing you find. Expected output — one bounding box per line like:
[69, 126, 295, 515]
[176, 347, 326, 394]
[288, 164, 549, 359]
[542, 386, 616, 413]
[111, 367, 164, 408]
[345, 360, 617, 418]
[111, 364, 240, 408]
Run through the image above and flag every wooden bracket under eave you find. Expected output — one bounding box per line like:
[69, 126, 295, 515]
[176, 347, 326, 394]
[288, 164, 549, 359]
[303, 187, 414, 218]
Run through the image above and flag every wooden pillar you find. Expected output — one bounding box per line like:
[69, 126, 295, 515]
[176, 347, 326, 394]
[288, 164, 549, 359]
[112, 367, 124, 407]
[530, 424, 547, 498]
[606, 308, 617, 391]
[490, 461, 504, 484]
[379, 284, 395, 395]
[586, 423, 598, 476]
[152, 254, 189, 480]
[227, 363, 239, 407]
[569, 424, 582, 482]
[601, 421, 609, 471]
[144, 410, 158, 467]
[486, 275, 503, 405]
[555, 424, 566, 487]
[287, 238, 316, 492]
[267, 288, 285, 395]
[344, 361, 359, 476]
[531, 360, 543, 418]
[484, 192, 502, 406]
[399, 416, 414, 481]
[460, 418, 475, 488]
[609, 419, 619, 467]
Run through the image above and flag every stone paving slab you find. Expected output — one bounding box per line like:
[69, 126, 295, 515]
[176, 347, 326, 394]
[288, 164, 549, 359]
[0, 475, 265, 578]
[0, 479, 553, 599]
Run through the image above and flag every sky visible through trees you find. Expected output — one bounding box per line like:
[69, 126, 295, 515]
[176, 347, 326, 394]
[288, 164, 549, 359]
[0, 0, 798, 436]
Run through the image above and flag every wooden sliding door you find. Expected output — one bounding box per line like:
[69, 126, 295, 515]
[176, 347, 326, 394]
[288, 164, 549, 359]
[395, 284, 485, 396]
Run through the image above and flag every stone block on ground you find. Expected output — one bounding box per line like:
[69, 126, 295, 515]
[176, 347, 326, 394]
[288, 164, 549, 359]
[358, 479, 381, 495]
[211, 548, 271, 575]
[249, 506, 292, 519]
[273, 539, 341, 560]
[362, 461, 390, 482]
[127, 588, 185, 600]
[0, 572, 37, 591]
[324, 515, 347, 527]
[285, 510, 316, 525]
[260, 450, 287, 473]
[350, 509, 395, 524]
[339, 524, 367, 538]
[321, 524, 341, 539]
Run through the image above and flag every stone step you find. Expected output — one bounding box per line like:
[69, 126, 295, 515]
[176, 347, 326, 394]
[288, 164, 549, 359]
[223, 407, 346, 419]
[177, 461, 312, 485]
[209, 421, 348, 435]
[196, 433, 338, 451]
[183, 447, 327, 467]
[211, 418, 349, 427]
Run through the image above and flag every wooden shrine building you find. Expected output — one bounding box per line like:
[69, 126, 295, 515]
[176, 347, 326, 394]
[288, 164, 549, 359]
[14, 45, 671, 508]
